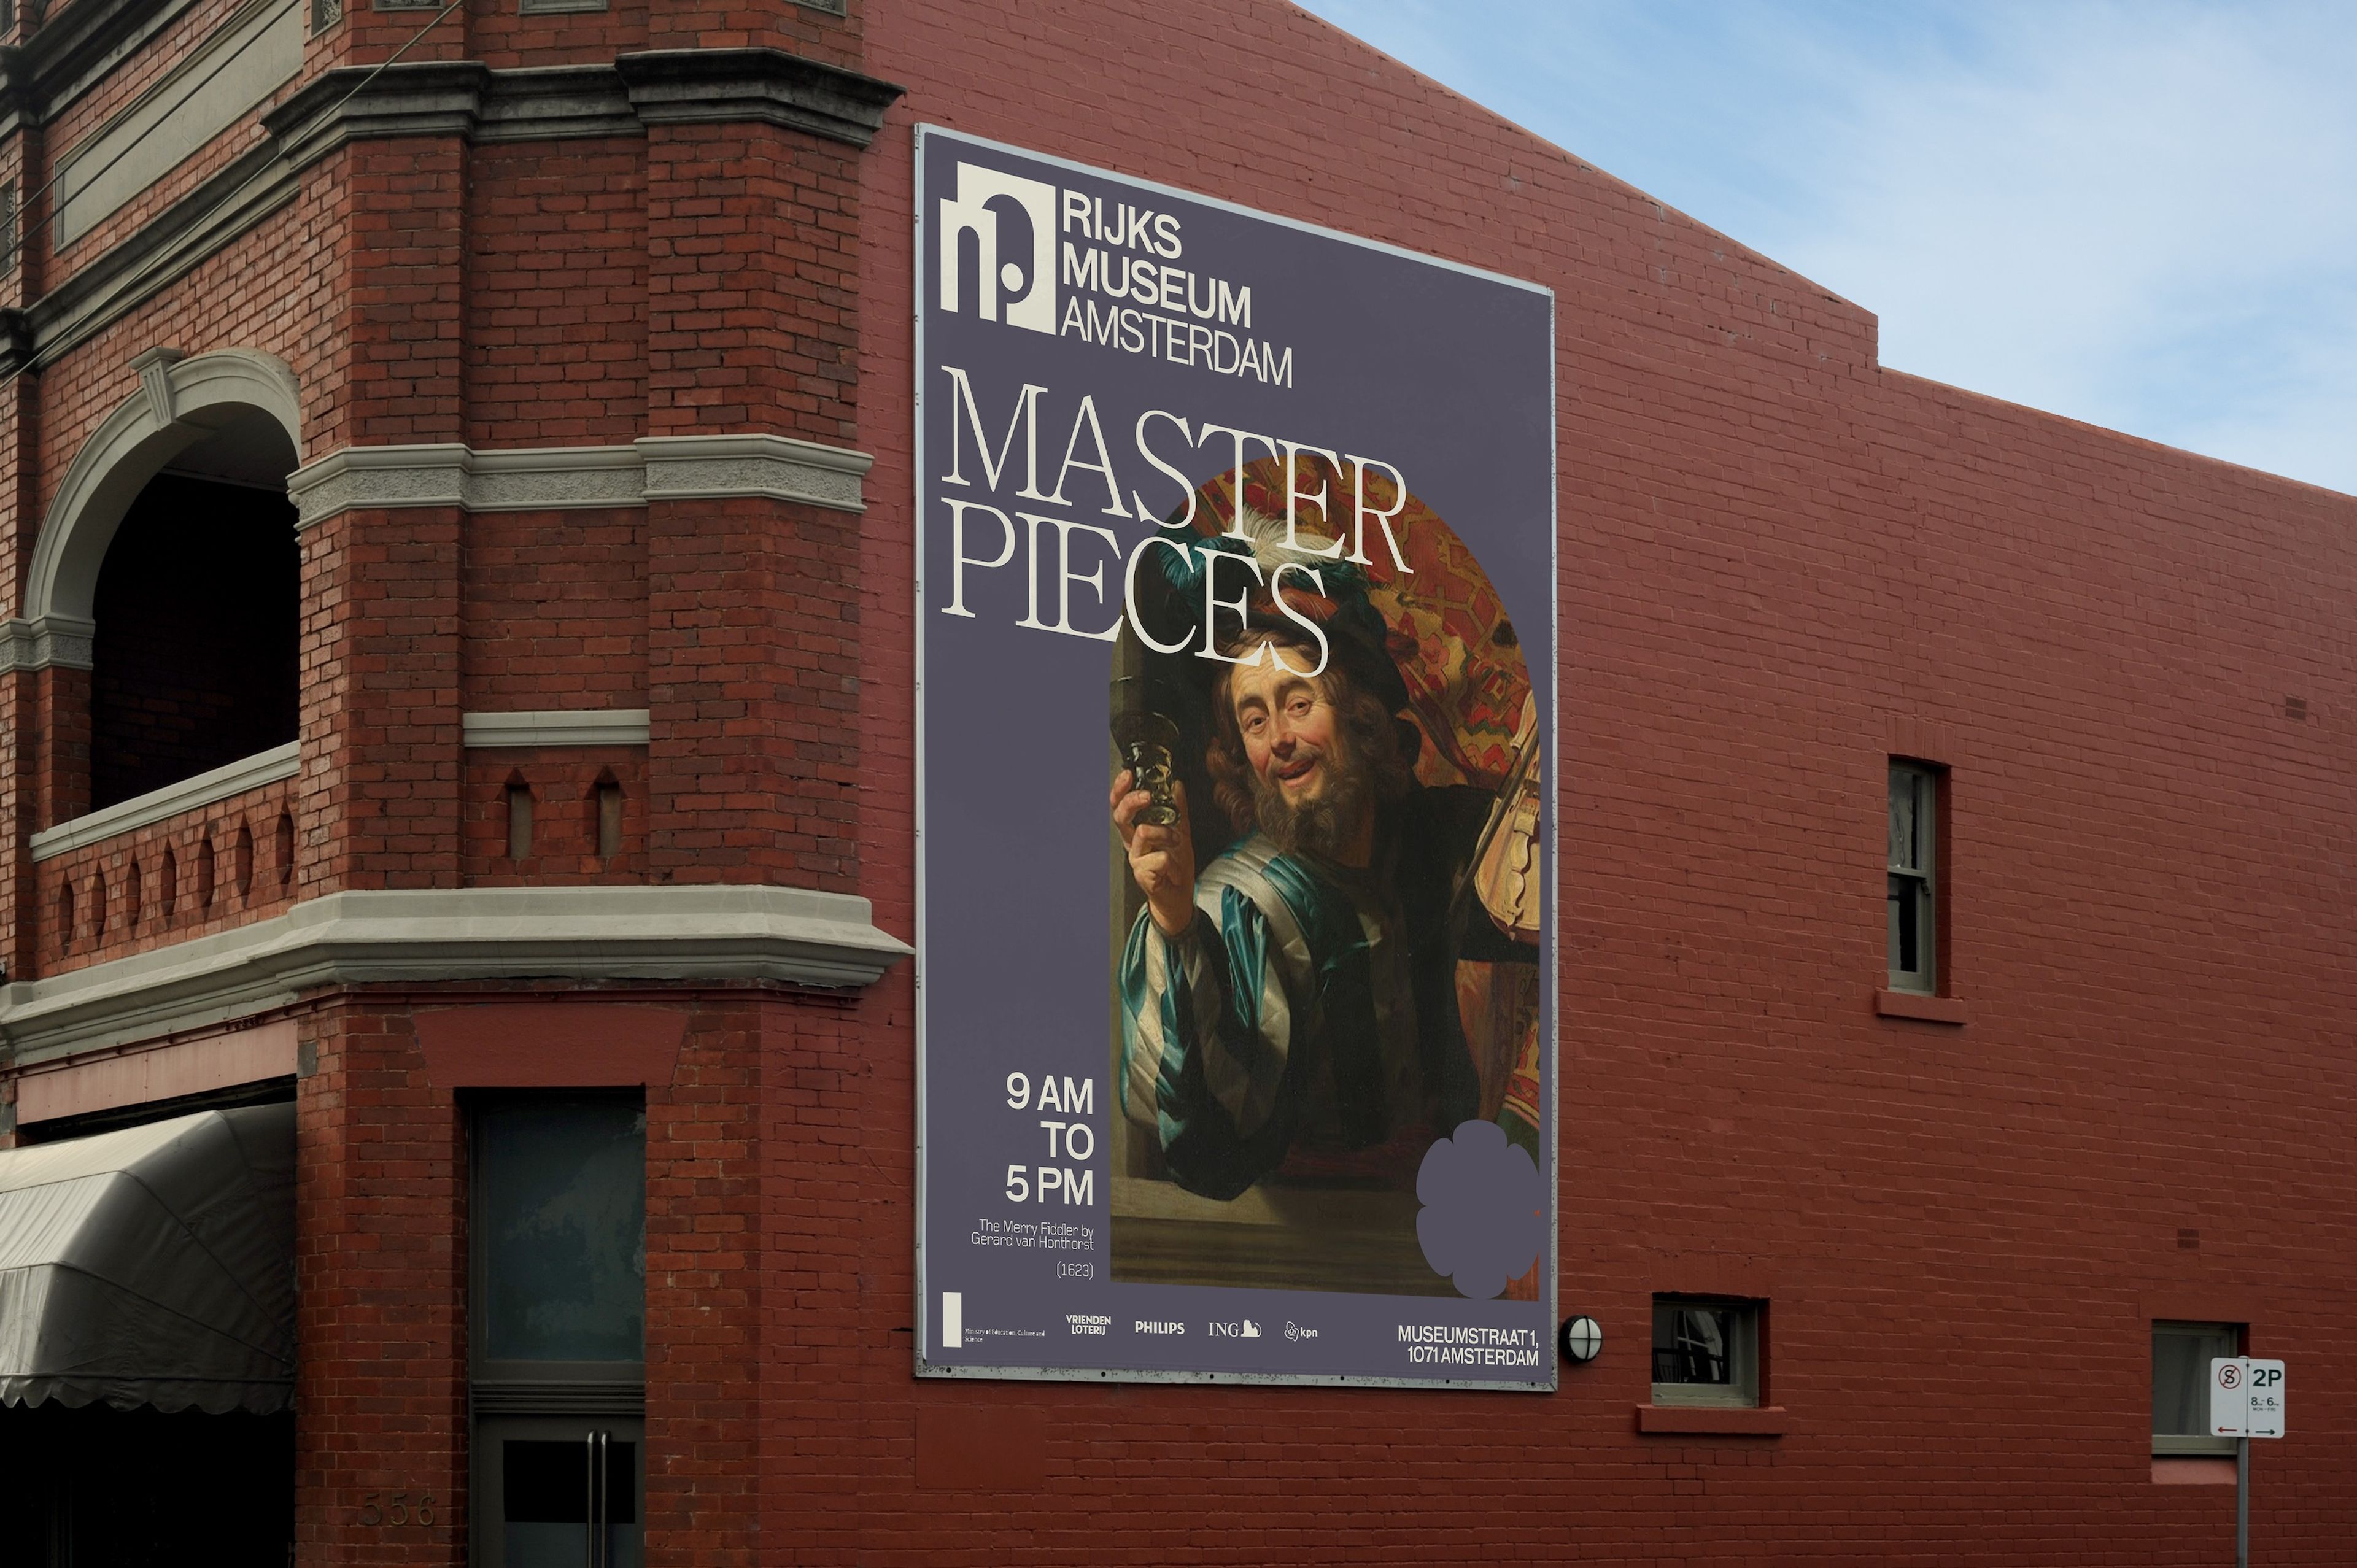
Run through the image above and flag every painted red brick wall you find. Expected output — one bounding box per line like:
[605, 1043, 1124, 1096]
[832, 2, 2357, 1564]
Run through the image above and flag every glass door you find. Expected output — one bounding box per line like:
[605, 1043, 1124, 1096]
[476, 1416, 644, 1568]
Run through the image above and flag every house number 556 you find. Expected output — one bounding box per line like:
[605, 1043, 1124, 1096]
[358, 1493, 434, 1527]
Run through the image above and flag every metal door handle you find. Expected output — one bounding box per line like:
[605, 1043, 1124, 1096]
[585, 1430, 610, 1568]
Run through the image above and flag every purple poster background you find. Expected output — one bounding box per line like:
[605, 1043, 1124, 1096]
[915, 127, 1556, 1388]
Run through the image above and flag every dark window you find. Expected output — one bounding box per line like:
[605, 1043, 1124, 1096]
[476, 1099, 645, 1365]
[2154, 1321, 2240, 1456]
[90, 476, 298, 810]
[1651, 1296, 1762, 1408]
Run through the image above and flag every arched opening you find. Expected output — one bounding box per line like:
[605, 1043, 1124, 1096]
[25, 349, 304, 836]
[88, 411, 299, 811]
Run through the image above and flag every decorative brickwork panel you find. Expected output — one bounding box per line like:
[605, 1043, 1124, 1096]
[33, 772, 300, 976]
[460, 751, 648, 884]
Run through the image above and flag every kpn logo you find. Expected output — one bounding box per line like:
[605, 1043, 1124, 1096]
[937, 162, 1058, 334]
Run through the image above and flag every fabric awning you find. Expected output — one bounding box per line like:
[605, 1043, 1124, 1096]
[0, 1102, 294, 1414]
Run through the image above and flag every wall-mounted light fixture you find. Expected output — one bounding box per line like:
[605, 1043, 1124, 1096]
[1558, 1315, 1603, 1364]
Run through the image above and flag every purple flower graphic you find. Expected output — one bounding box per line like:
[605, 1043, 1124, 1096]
[1415, 1121, 1544, 1299]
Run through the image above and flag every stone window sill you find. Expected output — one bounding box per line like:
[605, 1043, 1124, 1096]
[1635, 1404, 1790, 1436]
[1876, 989, 1968, 1025]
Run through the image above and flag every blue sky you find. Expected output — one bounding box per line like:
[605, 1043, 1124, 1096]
[1296, 0, 2357, 496]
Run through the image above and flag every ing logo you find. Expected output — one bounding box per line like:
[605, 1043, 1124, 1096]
[937, 162, 1057, 333]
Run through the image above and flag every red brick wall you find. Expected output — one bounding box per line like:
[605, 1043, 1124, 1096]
[293, 1000, 470, 1568]
[459, 505, 649, 712]
[463, 146, 650, 448]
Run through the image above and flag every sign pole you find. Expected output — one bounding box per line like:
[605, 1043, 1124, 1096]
[2235, 1434, 2248, 1568]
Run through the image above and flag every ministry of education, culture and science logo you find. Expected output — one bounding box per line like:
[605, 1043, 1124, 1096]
[935, 158, 1287, 385]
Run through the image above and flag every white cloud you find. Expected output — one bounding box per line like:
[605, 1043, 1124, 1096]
[1299, 1, 2357, 494]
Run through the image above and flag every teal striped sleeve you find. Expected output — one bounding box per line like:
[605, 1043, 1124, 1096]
[1115, 890, 1299, 1200]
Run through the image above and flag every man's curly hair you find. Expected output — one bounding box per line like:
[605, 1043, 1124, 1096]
[1206, 627, 1417, 837]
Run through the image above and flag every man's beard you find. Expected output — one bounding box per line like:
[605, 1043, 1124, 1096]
[1251, 743, 1371, 859]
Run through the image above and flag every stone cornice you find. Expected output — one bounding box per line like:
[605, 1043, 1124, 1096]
[638, 433, 870, 510]
[285, 434, 872, 528]
[0, 613, 95, 672]
[614, 48, 902, 145]
[0, 884, 913, 1063]
[16, 141, 297, 374]
[263, 50, 903, 168]
[7, 47, 901, 380]
[0, 0, 188, 137]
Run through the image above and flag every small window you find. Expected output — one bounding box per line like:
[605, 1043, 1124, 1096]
[2154, 1321, 2240, 1455]
[1651, 1296, 1762, 1408]
[1887, 762, 1938, 992]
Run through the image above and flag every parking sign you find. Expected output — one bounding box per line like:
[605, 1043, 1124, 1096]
[2211, 1358, 2286, 1439]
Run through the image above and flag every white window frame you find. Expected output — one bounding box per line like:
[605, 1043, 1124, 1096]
[1887, 762, 1938, 994]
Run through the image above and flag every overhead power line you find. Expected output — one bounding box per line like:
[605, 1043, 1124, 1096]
[4, 0, 462, 278]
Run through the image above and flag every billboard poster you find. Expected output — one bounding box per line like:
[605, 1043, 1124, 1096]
[914, 126, 1556, 1388]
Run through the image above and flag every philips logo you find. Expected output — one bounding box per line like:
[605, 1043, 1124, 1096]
[938, 161, 1057, 333]
[1065, 1313, 1111, 1337]
[1134, 1319, 1185, 1336]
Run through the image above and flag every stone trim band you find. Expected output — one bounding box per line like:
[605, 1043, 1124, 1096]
[461, 709, 653, 749]
[286, 434, 872, 530]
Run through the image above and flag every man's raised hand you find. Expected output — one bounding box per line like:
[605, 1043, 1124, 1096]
[1111, 768, 1198, 938]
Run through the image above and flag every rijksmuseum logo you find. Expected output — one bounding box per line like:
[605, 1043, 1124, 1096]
[936, 159, 1262, 355]
[937, 161, 1061, 333]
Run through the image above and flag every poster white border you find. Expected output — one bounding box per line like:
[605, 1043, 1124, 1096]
[911, 123, 1560, 1391]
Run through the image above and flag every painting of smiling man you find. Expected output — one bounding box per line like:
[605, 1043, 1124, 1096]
[1107, 455, 1543, 1297]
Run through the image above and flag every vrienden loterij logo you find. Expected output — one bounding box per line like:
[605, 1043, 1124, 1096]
[934, 156, 1292, 385]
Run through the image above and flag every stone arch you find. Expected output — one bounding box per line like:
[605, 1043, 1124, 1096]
[23, 347, 303, 636]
